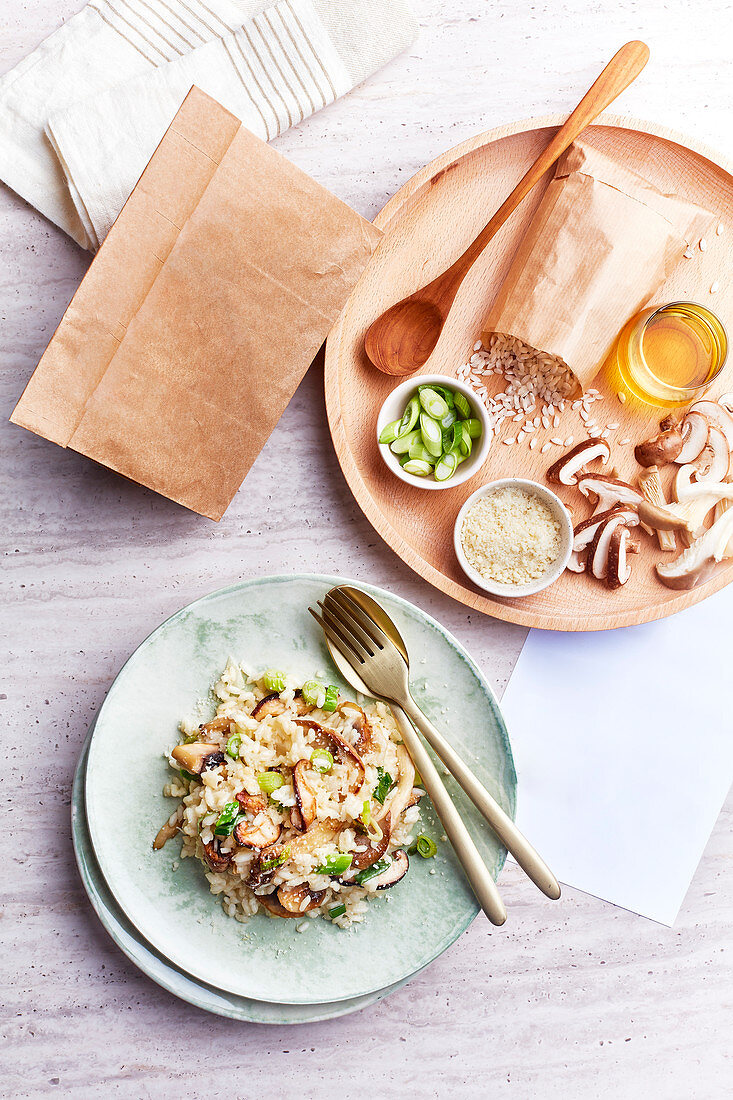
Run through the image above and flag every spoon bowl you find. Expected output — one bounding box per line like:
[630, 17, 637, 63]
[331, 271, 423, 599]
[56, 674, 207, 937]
[364, 296, 444, 375]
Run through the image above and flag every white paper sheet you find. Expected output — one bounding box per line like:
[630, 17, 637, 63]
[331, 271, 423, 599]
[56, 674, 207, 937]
[500, 584, 733, 925]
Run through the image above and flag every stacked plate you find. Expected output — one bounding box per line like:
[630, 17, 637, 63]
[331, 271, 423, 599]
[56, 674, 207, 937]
[73, 574, 516, 1022]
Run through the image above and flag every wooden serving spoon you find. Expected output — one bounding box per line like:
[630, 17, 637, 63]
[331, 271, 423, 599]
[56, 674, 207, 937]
[364, 40, 650, 376]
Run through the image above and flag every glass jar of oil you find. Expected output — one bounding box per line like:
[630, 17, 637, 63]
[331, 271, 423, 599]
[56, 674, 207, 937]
[616, 301, 728, 408]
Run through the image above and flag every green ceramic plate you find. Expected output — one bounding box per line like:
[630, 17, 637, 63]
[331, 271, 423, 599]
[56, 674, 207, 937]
[85, 574, 516, 1004]
[72, 724, 410, 1023]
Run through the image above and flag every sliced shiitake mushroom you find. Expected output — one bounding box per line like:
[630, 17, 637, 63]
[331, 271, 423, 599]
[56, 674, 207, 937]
[171, 742, 225, 775]
[587, 512, 629, 580]
[577, 473, 645, 513]
[573, 506, 639, 553]
[251, 692, 286, 720]
[606, 526, 633, 590]
[676, 411, 709, 464]
[294, 719, 366, 793]
[235, 791, 268, 816]
[257, 892, 300, 918]
[547, 438, 610, 485]
[370, 850, 409, 890]
[338, 701, 377, 755]
[287, 818, 342, 859]
[202, 838, 230, 872]
[343, 814, 392, 876]
[233, 813, 282, 849]
[152, 806, 183, 850]
[292, 759, 318, 830]
[634, 416, 684, 467]
[198, 715, 232, 737]
[690, 400, 733, 449]
[276, 883, 326, 914]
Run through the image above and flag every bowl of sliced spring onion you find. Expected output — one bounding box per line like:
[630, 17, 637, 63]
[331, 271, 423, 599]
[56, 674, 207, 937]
[376, 375, 491, 489]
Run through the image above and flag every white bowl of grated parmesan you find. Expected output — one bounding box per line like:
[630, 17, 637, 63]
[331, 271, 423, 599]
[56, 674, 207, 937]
[454, 479, 573, 597]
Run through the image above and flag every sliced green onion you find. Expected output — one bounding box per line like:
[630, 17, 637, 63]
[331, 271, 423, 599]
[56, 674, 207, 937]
[419, 413, 443, 457]
[408, 438, 436, 464]
[402, 459, 432, 477]
[418, 387, 450, 421]
[433, 451, 458, 482]
[261, 845, 290, 871]
[213, 802, 242, 837]
[360, 800, 371, 827]
[453, 391, 472, 419]
[315, 853, 353, 876]
[311, 748, 334, 773]
[301, 679, 323, 707]
[463, 417, 483, 439]
[428, 384, 455, 409]
[373, 766, 394, 805]
[378, 419, 401, 445]
[440, 408, 457, 431]
[182, 731, 200, 745]
[262, 669, 286, 692]
[328, 903, 346, 919]
[323, 685, 339, 712]
[412, 834, 438, 858]
[257, 771, 284, 794]
[390, 428, 420, 455]
[225, 731, 242, 759]
[397, 395, 420, 437]
[353, 856, 391, 886]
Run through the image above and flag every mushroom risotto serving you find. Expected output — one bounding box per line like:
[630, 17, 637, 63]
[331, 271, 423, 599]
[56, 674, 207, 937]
[154, 661, 427, 927]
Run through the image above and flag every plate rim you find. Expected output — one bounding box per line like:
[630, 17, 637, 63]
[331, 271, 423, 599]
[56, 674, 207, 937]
[71, 725, 412, 1024]
[324, 113, 733, 631]
[84, 571, 516, 1004]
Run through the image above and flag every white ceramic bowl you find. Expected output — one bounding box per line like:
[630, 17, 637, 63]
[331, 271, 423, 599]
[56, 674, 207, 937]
[453, 478, 573, 598]
[376, 374, 492, 490]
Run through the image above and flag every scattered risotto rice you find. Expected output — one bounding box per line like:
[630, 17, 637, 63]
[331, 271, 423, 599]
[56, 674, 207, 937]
[154, 662, 425, 928]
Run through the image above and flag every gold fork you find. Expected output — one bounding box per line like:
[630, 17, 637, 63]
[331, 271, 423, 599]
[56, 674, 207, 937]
[310, 587, 561, 919]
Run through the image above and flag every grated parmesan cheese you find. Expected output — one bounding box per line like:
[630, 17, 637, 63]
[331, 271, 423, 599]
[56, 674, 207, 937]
[461, 488, 561, 586]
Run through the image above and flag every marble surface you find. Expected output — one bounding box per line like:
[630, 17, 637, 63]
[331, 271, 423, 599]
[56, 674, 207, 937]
[1, 0, 731, 1096]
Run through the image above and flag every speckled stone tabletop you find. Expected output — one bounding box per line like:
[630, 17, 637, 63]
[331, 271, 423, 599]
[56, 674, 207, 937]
[1, 1, 731, 1096]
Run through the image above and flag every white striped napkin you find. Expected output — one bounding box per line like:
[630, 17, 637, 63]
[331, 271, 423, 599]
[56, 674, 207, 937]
[0, 0, 416, 251]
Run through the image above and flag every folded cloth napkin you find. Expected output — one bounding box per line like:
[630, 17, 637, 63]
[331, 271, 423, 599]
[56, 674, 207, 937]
[0, 0, 416, 250]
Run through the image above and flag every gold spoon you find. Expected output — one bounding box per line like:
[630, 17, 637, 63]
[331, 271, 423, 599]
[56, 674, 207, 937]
[363, 41, 650, 376]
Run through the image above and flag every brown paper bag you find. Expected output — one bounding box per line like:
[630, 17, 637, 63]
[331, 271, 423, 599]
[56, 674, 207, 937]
[11, 87, 381, 520]
[481, 140, 716, 396]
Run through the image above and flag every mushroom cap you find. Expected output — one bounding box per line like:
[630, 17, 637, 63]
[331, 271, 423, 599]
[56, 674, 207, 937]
[170, 742, 225, 775]
[546, 438, 610, 485]
[634, 421, 684, 467]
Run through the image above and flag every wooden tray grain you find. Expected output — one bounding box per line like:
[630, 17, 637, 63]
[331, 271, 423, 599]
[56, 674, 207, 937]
[325, 115, 733, 630]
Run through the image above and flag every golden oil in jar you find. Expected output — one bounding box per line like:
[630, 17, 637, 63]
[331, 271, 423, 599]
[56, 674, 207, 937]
[616, 301, 728, 408]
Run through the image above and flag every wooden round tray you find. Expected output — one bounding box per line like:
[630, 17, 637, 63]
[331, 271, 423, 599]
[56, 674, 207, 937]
[325, 115, 733, 630]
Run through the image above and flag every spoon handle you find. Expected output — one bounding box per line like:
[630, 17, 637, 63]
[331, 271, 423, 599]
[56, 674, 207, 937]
[390, 704, 507, 926]
[398, 693, 561, 901]
[454, 41, 650, 276]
